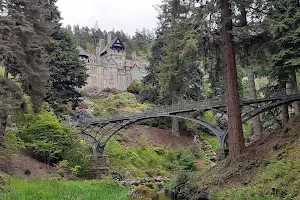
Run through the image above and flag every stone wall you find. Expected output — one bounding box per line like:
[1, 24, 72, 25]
[88, 155, 109, 179]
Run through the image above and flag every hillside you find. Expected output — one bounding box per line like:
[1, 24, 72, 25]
[9, 152, 54, 179]
[120, 125, 194, 148]
[167, 117, 300, 199]
[5, 125, 198, 180]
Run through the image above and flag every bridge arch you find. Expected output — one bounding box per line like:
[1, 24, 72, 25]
[76, 95, 300, 155]
[95, 114, 226, 149]
[221, 97, 300, 148]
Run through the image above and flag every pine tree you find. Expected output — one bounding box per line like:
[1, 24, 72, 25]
[221, 0, 245, 158]
[0, 0, 57, 138]
[233, 0, 269, 137]
[45, 28, 88, 113]
[154, 0, 204, 136]
[269, 0, 300, 122]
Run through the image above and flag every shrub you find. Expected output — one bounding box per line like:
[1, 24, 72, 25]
[106, 137, 199, 179]
[16, 110, 90, 177]
[87, 92, 152, 118]
[166, 150, 198, 171]
[55, 160, 81, 180]
[139, 84, 159, 103]
[0, 173, 11, 193]
[0, 132, 25, 171]
[83, 86, 100, 95]
[165, 171, 209, 200]
[138, 117, 171, 129]
[102, 87, 119, 94]
[127, 80, 144, 94]
[17, 111, 76, 164]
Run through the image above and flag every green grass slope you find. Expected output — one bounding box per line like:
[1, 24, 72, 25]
[211, 137, 300, 199]
[167, 117, 300, 200]
[0, 178, 129, 200]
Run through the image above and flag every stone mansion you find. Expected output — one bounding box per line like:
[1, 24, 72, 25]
[78, 32, 149, 91]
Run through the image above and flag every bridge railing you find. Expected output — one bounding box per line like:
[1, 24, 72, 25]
[68, 88, 300, 125]
[101, 89, 300, 122]
[101, 99, 223, 122]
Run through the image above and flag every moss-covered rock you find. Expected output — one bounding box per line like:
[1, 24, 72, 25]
[129, 185, 159, 200]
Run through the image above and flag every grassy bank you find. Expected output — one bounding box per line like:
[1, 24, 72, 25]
[166, 118, 300, 200]
[211, 141, 300, 199]
[0, 178, 130, 200]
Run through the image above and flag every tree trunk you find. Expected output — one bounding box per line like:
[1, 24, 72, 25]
[290, 68, 300, 115]
[280, 79, 289, 125]
[0, 66, 9, 145]
[221, 0, 245, 159]
[172, 118, 180, 137]
[0, 109, 7, 145]
[171, 96, 180, 136]
[248, 70, 262, 137]
[282, 104, 289, 125]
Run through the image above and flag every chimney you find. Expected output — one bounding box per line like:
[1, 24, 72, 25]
[99, 39, 105, 50]
[96, 46, 100, 56]
[107, 32, 112, 45]
[132, 51, 137, 60]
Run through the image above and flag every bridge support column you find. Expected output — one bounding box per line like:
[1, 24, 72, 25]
[216, 148, 229, 161]
[88, 155, 109, 179]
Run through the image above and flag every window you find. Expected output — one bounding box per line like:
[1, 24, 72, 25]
[91, 67, 97, 73]
[91, 77, 97, 86]
[110, 75, 114, 81]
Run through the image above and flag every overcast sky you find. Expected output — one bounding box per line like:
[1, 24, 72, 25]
[56, 0, 161, 36]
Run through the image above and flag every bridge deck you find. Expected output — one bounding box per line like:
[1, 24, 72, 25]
[75, 93, 300, 125]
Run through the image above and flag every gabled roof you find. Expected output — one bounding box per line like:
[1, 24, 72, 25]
[89, 54, 98, 60]
[100, 36, 125, 56]
[107, 57, 118, 67]
[101, 57, 109, 64]
[124, 59, 141, 68]
[77, 46, 89, 57]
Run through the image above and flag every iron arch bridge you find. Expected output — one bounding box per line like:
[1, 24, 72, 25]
[68, 92, 300, 155]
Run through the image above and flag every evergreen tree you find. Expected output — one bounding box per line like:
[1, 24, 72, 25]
[269, 0, 300, 122]
[233, 0, 270, 137]
[0, 0, 57, 138]
[152, 0, 204, 136]
[221, 0, 245, 158]
[46, 28, 88, 113]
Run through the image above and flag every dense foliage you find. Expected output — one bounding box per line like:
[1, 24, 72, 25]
[46, 28, 88, 114]
[106, 137, 199, 179]
[86, 92, 151, 117]
[15, 107, 90, 177]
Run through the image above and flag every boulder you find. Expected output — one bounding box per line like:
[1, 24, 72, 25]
[129, 185, 159, 200]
